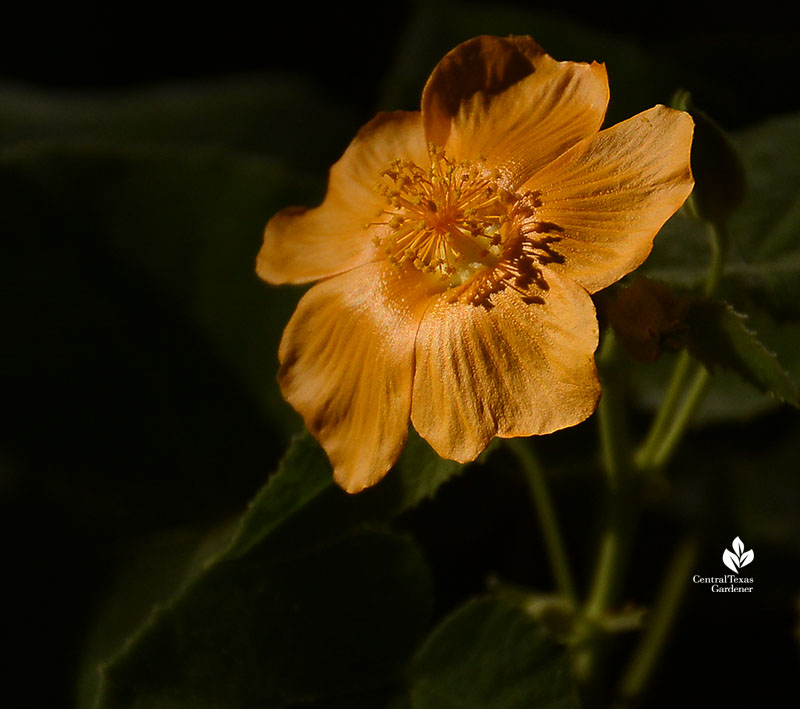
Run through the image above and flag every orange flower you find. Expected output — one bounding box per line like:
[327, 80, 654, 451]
[257, 35, 694, 493]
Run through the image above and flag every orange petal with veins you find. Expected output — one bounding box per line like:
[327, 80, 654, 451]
[278, 261, 434, 492]
[257, 111, 428, 285]
[411, 267, 600, 463]
[526, 105, 694, 294]
[422, 35, 609, 186]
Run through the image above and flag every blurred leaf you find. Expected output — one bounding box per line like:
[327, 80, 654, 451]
[225, 428, 472, 562]
[1, 142, 315, 436]
[686, 300, 799, 408]
[0, 76, 358, 170]
[95, 528, 431, 709]
[670, 90, 746, 224]
[409, 597, 581, 709]
[87, 431, 473, 708]
[90, 433, 439, 708]
[730, 113, 800, 260]
[77, 522, 238, 707]
[0, 145, 308, 529]
[644, 112, 800, 318]
[627, 308, 800, 424]
[628, 112, 800, 422]
[725, 112, 800, 317]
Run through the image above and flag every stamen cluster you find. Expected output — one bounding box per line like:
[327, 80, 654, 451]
[372, 144, 563, 306]
[372, 145, 518, 280]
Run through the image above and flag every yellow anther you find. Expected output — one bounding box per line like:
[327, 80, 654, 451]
[372, 148, 528, 280]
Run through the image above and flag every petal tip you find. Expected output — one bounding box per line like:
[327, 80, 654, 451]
[257, 206, 317, 286]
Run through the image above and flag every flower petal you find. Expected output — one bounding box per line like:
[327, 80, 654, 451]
[278, 261, 433, 492]
[411, 268, 600, 462]
[257, 111, 428, 285]
[525, 105, 694, 293]
[421, 35, 609, 185]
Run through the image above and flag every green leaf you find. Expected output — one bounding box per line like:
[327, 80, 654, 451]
[628, 112, 800, 422]
[95, 529, 431, 709]
[670, 90, 746, 224]
[725, 113, 800, 316]
[224, 428, 471, 563]
[686, 300, 800, 407]
[644, 113, 800, 318]
[409, 597, 581, 709]
[89, 434, 441, 709]
[86, 431, 475, 708]
[730, 113, 800, 261]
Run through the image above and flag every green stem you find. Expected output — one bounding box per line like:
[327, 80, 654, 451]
[583, 331, 634, 619]
[574, 331, 636, 682]
[646, 367, 710, 471]
[508, 439, 577, 604]
[634, 351, 693, 470]
[703, 220, 728, 297]
[581, 486, 635, 623]
[635, 220, 728, 472]
[597, 331, 630, 482]
[613, 219, 726, 699]
[617, 536, 700, 703]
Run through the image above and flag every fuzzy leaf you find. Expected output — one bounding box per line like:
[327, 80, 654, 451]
[409, 597, 581, 709]
[90, 435, 438, 709]
[223, 429, 471, 563]
[644, 113, 800, 318]
[686, 300, 800, 408]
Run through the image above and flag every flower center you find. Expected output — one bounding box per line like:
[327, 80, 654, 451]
[372, 144, 563, 306]
[373, 145, 523, 282]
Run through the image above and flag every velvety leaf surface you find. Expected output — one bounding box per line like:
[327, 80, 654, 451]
[686, 300, 799, 407]
[628, 112, 800, 422]
[224, 429, 472, 563]
[645, 112, 800, 313]
[90, 433, 440, 708]
[0, 95, 347, 706]
[409, 597, 581, 709]
[85, 430, 474, 708]
[95, 529, 431, 709]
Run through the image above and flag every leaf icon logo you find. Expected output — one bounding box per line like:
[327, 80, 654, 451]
[722, 536, 754, 573]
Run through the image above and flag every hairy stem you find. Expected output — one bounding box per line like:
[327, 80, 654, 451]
[508, 438, 577, 604]
[617, 536, 700, 703]
[635, 220, 727, 473]
[574, 331, 636, 683]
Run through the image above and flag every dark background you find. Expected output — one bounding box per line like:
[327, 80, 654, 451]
[3, 1, 797, 127]
[2, 1, 798, 707]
